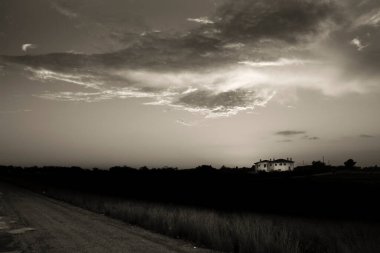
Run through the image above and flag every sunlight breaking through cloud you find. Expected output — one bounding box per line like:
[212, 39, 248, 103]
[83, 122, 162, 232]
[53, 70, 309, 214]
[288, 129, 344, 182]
[238, 58, 318, 67]
[187, 17, 214, 25]
[20, 56, 372, 118]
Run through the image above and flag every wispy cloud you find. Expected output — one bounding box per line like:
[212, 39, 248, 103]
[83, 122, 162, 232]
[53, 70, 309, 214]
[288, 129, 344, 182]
[26, 67, 102, 90]
[350, 38, 368, 51]
[37, 88, 166, 103]
[303, 135, 320, 141]
[23, 64, 280, 117]
[176, 120, 194, 127]
[21, 44, 37, 53]
[4, 52, 370, 117]
[278, 139, 293, 143]
[0, 109, 32, 114]
[354, 9, 380, 27]
[276, 132, 319, 141]
[276, 131, 306, 136]
[187, 17, 214, 25]
[50, 3, 78, 19]
[238, 58, 317, 68]
[222, 43, 245, 50]
[360, 134, 374, 138]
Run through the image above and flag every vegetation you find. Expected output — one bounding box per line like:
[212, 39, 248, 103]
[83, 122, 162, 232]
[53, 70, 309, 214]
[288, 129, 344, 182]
[40, 188, 380, 253]
[1, 164, 380, 252]
[344, 159, 357, 169]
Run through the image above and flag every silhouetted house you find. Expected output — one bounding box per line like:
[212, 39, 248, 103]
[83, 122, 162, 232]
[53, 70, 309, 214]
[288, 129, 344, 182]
[255, 158, 294, 172]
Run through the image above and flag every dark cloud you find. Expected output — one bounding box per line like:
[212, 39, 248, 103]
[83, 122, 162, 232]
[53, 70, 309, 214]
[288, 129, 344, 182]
[0, 0, 348, 73]
[300, 135, 320, 140]
[276, 133, 319, 141]
[278, 139, 293, 143]
[175, 89, 262, 115]
[214, 0, 339, 43]
[276, 131, 306, 136]
[360, 134, 374, 138]
[2, 0, 380, 118]
[1, 31, 227, 72]
[2, 0, 343, 71]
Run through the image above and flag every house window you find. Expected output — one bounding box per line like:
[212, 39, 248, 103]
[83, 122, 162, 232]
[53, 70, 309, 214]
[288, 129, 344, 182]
[264, 164, 267, 167]
[275, 163, 277, 166]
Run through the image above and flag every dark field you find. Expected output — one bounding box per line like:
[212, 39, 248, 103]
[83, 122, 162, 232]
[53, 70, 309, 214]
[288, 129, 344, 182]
[1, 166, 380, 252]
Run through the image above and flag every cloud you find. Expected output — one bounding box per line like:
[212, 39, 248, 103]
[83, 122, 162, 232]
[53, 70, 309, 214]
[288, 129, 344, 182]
[187, 17, 214, 25]
[222, 43, 245, 50]
[0, 109, 32, 114]
[3, 0, 380, 118]
[26, 67, 102, 89]
[21, 44, 37, 53]
[276, 131, 306, 136]
[37, 87, 167, 103]
[50, 2, 78, 19]
[360, 134, 374, 138]
[278, 139, 293, 143]
[304, 136, 320, 141]
[350, 37, 368, 51]
[239, 58, 318, 68]
[2, 49, 371, 117]
[214, 0, 339, 43]
[354, 9, 380, 27]
[176, 120, 194, 127]
[174, 89, 272, 118]
[276, 132, 319, 141]
[21, 65, 278, 117]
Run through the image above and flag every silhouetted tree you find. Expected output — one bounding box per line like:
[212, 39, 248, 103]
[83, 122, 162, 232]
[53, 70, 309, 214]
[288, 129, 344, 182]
[312, 161, 326, 168]
[344, 159, 356, 168]
[195, 165, 215, 171]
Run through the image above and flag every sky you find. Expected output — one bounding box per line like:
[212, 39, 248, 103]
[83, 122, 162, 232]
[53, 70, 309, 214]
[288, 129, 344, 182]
[0, 0, 380, 168]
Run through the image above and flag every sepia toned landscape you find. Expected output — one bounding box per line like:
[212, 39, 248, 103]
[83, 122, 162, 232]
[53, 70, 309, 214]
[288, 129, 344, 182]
[1, 0, 380, 252]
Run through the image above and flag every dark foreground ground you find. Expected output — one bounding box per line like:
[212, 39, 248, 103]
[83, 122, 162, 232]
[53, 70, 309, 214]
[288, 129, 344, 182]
[0, 182, 216, 253]
[2, 165, 380, 220]
[2, 166, 380, 252]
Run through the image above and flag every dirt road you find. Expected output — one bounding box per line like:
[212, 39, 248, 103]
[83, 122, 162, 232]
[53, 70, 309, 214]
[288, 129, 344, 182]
[0, 182, 217, 253]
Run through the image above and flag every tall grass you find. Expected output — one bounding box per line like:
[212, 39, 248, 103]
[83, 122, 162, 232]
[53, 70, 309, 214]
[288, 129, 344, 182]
[45, 189, 380, 253]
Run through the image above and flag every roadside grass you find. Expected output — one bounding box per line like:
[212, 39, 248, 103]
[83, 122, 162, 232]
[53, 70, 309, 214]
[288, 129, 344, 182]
[45, 189, 380, 253]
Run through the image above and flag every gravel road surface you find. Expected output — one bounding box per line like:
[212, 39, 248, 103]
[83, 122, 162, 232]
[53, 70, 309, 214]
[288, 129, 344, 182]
[0, 182, 217, 253]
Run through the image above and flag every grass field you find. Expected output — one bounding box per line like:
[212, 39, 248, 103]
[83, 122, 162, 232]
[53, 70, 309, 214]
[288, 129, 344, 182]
[45, 188, 380, 253]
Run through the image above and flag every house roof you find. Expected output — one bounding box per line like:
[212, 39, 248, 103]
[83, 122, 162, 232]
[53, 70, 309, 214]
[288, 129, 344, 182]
[273, 159, 294, 163]
[254, 160, 270, 164]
